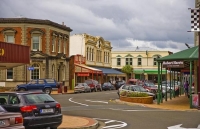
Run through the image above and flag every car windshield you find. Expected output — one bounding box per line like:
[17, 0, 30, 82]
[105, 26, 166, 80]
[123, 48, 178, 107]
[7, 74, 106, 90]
[23, 94, 55, 104]
[134, 86, 147, 92]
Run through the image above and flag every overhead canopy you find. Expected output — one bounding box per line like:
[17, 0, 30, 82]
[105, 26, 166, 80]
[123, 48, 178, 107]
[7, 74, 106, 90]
[75, 63, 102, 74]
[92, 67, 124, 75]
[133, 69, 167, 74]
[157, 46, 198, 61]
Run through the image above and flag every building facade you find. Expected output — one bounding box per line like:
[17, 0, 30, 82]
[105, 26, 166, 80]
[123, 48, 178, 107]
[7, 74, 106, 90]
[69, 34, 125, 87]
[0, 18, 72, 87]
[111, 47, 172, 81]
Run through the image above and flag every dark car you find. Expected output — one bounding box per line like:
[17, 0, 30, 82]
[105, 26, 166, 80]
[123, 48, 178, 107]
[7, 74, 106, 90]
[84, 79, 102, 92]
[0, 105, 24, 129]
[0, 91, 62, 129]
[15, 79, 61, 94]
[115, 81, 125, 90]
[102, 82, 115, 91]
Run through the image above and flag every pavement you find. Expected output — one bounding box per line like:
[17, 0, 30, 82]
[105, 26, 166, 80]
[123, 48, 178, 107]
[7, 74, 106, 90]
[52, 90, 200, 129]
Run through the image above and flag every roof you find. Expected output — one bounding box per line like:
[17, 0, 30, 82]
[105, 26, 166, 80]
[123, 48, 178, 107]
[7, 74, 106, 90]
[75, 64, 102, 72]
[112, 47, 159, 51]
[157, 46, 198, 61]
[91, 67, 124, 74]
[0, 18, 73, 32]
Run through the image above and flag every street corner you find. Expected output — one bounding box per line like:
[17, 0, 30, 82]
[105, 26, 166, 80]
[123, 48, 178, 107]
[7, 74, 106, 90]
[58, 115, 99, 129]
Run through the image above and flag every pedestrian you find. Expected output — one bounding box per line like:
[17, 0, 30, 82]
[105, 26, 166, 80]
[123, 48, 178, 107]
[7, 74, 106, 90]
[184, 81, 189, 97]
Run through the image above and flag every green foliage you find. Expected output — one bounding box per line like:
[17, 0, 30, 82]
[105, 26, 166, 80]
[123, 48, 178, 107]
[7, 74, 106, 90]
[121, 65, 132, 74]
[120, 91, 148, 97]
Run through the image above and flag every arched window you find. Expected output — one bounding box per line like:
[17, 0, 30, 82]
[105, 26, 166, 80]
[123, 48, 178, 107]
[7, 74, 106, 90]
[31, 64, 40, 79]
[30, 28, 44, 51]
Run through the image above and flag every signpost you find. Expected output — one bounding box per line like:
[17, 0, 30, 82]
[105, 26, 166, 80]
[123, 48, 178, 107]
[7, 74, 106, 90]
[28, 67, 34, 71]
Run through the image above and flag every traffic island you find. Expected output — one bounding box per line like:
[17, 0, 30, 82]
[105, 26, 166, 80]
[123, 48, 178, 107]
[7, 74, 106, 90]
[120, 96, 153, 104]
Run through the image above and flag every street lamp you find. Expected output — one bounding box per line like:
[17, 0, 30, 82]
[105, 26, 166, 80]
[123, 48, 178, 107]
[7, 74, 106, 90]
[185, 43, 190, 48]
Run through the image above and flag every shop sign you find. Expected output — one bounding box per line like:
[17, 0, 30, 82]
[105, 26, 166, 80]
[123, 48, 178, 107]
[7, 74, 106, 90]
[0, 48, 5, 56]
[77, 73, 89, 76]
[162, 61, 184, 68]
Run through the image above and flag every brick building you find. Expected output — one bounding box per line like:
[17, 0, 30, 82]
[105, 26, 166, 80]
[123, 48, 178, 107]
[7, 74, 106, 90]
[0, 18, 72, 87]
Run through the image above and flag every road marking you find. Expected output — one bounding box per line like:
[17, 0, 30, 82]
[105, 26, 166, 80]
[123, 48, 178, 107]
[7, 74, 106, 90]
[105, 92, 117, 94]
[94, 118, 127, 129]
[69, 98, 88, 106]
[85, 100, 108, 104]
[168, 124, 200, 129]
[108, 108, 175, 112]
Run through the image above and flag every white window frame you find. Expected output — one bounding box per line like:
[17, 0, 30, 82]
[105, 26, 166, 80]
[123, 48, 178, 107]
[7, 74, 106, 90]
[153, 58, 157, 66]
[52, 38, 56, 52]
[117, 58, 121, 66]
[6, 35, 14, 43]
[58, 38, 61, 53]
[137, 58, 142, 66]
[32, 35, 40, 51]
[63, 39, 67, 54]
[126, 57, 133, 65]
[30, 64, 40, 79]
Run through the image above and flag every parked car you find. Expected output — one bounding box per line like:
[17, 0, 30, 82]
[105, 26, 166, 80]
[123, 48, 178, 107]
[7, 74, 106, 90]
[15, 79, 61, 94]
[0, 91, 62, 129]
[115, 80, 125, 90]
[74, 83, 91, 93]
[117, 84, 156, 100]
[0, 105, 24, 129]
[84, 79, 102, 92]
[140, 81, 165, 98]
[102, 82, 115, 91]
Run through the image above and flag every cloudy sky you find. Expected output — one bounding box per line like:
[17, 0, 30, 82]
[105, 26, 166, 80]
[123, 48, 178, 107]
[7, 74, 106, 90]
[0, 0, 195, 53]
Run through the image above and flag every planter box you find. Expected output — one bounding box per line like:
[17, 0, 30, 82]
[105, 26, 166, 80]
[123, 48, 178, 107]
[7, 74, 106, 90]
[120, 96, 153, 104]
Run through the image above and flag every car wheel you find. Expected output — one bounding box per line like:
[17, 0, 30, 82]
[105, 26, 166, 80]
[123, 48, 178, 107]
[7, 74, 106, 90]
[44, 88, 51, 94]
[19, 88, 26, 91]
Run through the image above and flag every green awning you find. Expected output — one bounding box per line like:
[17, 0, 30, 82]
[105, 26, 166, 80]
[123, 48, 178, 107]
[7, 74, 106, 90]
[157, 46, 198, 61]
[133, 69, 167, 74]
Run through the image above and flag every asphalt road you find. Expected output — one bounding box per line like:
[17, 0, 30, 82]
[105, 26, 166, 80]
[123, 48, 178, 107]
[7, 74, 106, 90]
[51, 90, 200, 129]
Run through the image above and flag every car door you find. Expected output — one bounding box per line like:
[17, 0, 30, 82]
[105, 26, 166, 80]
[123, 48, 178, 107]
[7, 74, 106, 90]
[27, 79, 38, 90]
[1, 94, 21, 112]
[37, 79, 45, 90]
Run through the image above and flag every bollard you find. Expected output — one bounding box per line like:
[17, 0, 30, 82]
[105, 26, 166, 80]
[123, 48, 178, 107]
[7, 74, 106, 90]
[64, 86, 68, 93]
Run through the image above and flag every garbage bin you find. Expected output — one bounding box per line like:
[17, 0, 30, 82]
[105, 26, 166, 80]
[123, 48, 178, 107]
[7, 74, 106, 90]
[58, 82, 63, 94]
[64, 86, 68, 93]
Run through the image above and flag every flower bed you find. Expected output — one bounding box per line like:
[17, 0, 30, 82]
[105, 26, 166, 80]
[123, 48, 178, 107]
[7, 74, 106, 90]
[120, 96, 153, 104]
[119, 91, 153, 104]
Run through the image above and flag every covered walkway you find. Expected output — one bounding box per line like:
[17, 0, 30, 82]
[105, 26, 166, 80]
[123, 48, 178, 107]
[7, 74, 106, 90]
[156, 46, 198, 109]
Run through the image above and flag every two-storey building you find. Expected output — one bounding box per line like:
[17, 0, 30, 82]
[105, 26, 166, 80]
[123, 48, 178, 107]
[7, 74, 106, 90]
[112, 47, 172, 81]
[0, 18, 72, 87]
[69, 33, 125, 88]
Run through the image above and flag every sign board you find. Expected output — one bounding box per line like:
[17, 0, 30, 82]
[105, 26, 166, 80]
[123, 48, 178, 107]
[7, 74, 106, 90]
[77, 73, 89, 76]
[192, 94, 199, 108]
[162, 61, 184, 68]
[28, 67, 34, 71]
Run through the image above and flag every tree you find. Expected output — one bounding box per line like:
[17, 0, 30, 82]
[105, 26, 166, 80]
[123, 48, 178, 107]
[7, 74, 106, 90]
[121, 65, 133, 79]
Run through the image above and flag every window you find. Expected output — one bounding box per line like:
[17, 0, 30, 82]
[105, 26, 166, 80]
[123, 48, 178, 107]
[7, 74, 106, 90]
[6, 35, 14, 43]
[6, 68, 13, 80]
[153, 58, 157, 65]
[58, 39, 61, 53]
[32, 36, 40, 50]
[92, 49, 94, 61]
[63, 39, 67, 54]
[86, 47, 89, 60]
[52, 38, 56, 52]
[38, 80, 45, 84]
[108, 53, 109, 63]
[126, 58, 133, 65]
[138, 58, 142, 65]
[31, 64, 40, 79]
[117, 58, 121, 66]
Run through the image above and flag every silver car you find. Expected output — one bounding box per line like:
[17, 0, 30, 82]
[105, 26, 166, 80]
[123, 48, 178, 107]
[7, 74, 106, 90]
[74, 83, 91, 93]
[0, 105, 24, 129]
[118, 84, 156, 100]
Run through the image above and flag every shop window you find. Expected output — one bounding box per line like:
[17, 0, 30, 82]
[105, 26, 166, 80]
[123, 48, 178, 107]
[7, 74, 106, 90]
[117, 58, 121, 66]
[138, 58, 142, 65]
[31, 64, 40, 79]
[6, 68, 13, 80]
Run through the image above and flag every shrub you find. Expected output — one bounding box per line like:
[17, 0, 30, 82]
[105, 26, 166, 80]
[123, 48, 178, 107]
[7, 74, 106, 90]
[121, 91, 148, 97]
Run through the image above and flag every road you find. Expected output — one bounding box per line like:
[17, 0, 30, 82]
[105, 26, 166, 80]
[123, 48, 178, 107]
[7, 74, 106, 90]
[51, 90, 200, 129]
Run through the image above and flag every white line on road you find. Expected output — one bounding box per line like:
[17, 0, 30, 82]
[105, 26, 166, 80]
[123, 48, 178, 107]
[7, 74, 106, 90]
[85, 100, 108, 104]
[94, 118, 127, 129]
[69, 98, 88, 106]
